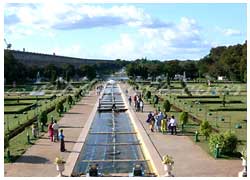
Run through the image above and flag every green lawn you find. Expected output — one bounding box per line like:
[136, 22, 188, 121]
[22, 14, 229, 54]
[4, 80, 96, 163]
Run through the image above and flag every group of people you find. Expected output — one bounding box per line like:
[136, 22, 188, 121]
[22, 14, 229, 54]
[128, 94, 144, 112]
[146, 111, 177, 135]
[48, 120, 65, 152]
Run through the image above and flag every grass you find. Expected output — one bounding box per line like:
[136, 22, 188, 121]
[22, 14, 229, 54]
[4, 94, 79, 163]
[4, 94, 55, 100]
[4, 79, 96, 163]
[4, 100, 36, 105]
[4, 105, 31, 113]
[4, 96, 66, 133]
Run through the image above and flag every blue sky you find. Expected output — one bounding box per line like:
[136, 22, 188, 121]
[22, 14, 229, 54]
[4, 3, 246, 60]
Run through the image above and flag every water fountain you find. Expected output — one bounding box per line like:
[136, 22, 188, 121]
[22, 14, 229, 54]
[73, 81, 151, 176]
[35, 71, 41, 84]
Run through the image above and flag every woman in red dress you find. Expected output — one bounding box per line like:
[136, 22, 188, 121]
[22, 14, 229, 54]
[48, 122, 54, 142]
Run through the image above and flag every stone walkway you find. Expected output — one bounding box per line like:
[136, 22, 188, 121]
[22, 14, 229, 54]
[4, 90, 98, 177]
[120, 83, 242, 177]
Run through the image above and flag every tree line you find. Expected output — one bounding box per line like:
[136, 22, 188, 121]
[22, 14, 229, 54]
[126, 41, 247, 82]
[4, 51, 127, 84]
[4, 41, 246, 84]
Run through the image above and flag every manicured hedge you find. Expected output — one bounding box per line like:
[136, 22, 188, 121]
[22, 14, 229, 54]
[192, 100, 242, 104]
[177, 95, 220, 99]
[209, 108, 247, 112]
[4, 103, 33, 106]
[4, 95, 56, 101]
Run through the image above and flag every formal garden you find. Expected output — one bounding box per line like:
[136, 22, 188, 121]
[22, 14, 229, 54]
[4, 79, 98, 162]
[129, 79, 247, 159]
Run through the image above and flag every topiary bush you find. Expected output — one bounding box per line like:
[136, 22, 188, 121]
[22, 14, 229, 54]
[38, 111, 48, 125]
[163, 99, 171, 112]
[222, 131, 238, 155]
[209, 131, 238, 156]
[67, 95, 73, 105]
[56, 101, 64, 115]
[153, 95, 159, 106]
[4, 135, 9, 149]
[208, 133, 224, 154]
[145, 91, 151, 100]
[179, 112, 188, 126]
[200, 120, 212, 140]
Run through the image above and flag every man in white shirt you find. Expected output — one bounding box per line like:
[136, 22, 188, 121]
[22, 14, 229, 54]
[169, 115, 177, 135]
[52, 120, 59, 141]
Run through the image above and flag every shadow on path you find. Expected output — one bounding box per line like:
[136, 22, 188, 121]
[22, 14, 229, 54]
[64, 112, 82, 115]
[16, 155, 51, 164]
[60, 125, 84, 129]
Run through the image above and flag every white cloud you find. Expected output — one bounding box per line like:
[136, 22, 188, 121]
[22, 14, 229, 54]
[216, 26, 241, 36]
[102, 33, 140, 59]
[5, 4, 171, 32]
[101, 17, 212, 60]
[4, 4, 215, 60]
[223, 28, 241, 36]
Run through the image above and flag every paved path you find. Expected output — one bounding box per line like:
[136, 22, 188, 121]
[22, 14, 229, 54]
[120, 83, 242, 177]
[4, 90, 99, 177]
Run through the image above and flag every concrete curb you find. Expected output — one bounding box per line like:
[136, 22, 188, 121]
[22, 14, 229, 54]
[63, 94, 100, 177]
[118, 84, 165, 176]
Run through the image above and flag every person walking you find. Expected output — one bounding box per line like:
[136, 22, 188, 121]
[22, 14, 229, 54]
[156, 115, 162, 132]
[133, 95, 137, 108]
[169, 115, 177, 135]
[125, 89, 128, 96]
[146, 112, 153, 123]
[149, 115, 155, 132]
[140, 100, 144, 112]
[48, 122, 54, 142]
[59, 129, 66, 152]
[161, 114, 167, 133]
[32, 123, 38, 138]
[136, 100, 140, 112]
[52, 120, 59, 142]
[128, 96, 132, 106]
[154, 111, 161, 132]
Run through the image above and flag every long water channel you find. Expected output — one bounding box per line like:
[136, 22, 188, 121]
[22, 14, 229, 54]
[73, 82, 151, 175]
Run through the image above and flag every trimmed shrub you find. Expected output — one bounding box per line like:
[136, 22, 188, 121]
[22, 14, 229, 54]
[200, 120, 212, 140]
[179, 112, 188, 126]
[142, 88, 147, 96]
[208, 133, 224, 154]
[4, 135, 9, 149]
[209, 131, 238, 155]
[163, 100, 171, 112]
[153, 95, 159, 105]
[67, 95, 73, 105]
[145, 91, 151, 99]
[38, 111, 48, 125]
[209, 108, 247, 112]
[177, 96, 220, 99]
[184, 87, 192, 97]
[180, 80, 186, 88]
[56, 101, 64, 115]
[222, 131, 238, 155]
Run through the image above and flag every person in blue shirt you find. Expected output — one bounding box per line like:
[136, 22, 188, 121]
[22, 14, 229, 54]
[59, 129, 65, 152]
